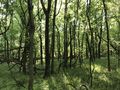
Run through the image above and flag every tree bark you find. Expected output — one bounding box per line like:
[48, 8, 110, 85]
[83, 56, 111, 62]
[40, 0, 52, 78]
[27, 0, 35, 89]
[63, 0, 68, 67]
[102, 0, 111, 71]
[51, 0, 58, 74]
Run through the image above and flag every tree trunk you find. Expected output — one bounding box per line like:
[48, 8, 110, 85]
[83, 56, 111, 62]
[98, 19, 103, 59]
[102, 0, 111, 71]
[63, 0, 68, 67]
[69, 23, 72, 68]
[51, 0, 58, 74]
[39, 33, 43, 65]
[40, 0, 52, 78]
[27, 0, 35, 89]
[86, 0, 94, 87]
[57, 30, 61, 61]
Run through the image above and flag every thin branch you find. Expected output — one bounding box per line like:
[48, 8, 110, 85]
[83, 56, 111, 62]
[40, 0, 47, 14]
[56, 0, 62, 16]
[0, 13, 13, 35]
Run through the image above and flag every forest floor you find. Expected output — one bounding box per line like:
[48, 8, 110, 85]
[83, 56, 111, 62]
[0, 57, 120, 90]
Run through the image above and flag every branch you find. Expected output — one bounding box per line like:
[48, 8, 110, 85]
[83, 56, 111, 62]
[97, 34, 117, 51]
[19, 0, 27, 26]
[40, 0, 47, 14]
[79, 84, 89, 90]
[56, 0, 62, 16]
[0, 13, 13, 35]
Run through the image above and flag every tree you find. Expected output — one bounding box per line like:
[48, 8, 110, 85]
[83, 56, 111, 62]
[40, 0, 52, 77]
[27, 0, 35, 89]
[102, 0, 111, 71]
[86, 0, 95, 87]
[63, 0, 68, 67]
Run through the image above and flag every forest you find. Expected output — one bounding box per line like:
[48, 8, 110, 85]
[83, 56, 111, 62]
[0, 0, 120, 90]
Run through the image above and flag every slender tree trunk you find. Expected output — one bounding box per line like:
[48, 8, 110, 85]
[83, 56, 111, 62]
[51, 0, 58, 74]
[73, 20, 76, 59]
[63, 0, 68, 67]
[86, 0, 94, 87]
[57, 30, 60, 61]
[69, 23, 72, 68]
[44, 11, 51, 77]
[40, 0, 52, 77]
[102, 0, 111, 71]
[95, 32, 98, 58]
[78, 31, 82, 65]
[18, 29, 24, 71]
[76, 0, 81, 63]
[98, 20, 103, 59]
[22, 30, 29, 74]
[27, 0, 35, 89]
[37, 2, 43, 65]
[4, 34, 9, 64]
[18, 0, 29, 73]
[39, 33, 43, 65]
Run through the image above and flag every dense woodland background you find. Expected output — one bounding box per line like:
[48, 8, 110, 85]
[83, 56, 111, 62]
[0, 0, 120, 90]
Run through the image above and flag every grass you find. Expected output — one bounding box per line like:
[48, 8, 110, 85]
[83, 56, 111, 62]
[0, 57, 120, 90]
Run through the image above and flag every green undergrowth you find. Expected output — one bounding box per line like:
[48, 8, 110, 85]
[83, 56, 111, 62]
[0, 57, 120, 90]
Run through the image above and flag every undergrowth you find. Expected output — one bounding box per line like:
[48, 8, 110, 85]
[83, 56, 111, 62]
[0, 57, 120, 90]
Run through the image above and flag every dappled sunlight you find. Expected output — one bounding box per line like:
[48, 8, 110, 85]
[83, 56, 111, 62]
[34, 79, 49, 90]
[40, 81, 49, 90]
[50, 76, 56, 86]
[117, 68, 120, 75]
[93, 64, 109, 73]
[0, 0, 120, 89]
[0, 61, 120, 90]
[94, 64, 103, 73]
[62, 73, 70, 84]
[98, 74, 111, 83]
